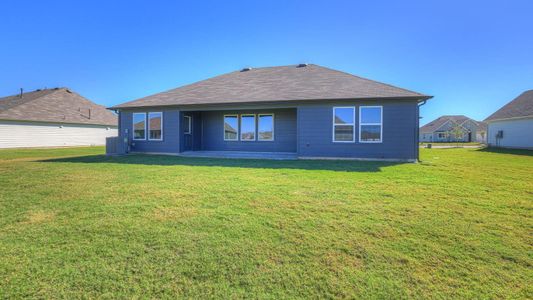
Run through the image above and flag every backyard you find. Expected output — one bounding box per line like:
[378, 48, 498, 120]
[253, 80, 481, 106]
[0, 146, 531, 298]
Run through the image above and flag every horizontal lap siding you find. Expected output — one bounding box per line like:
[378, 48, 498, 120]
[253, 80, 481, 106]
[297, 101, 418, 159]
[120, 110, 180, 153]
[201, 109, 297, 152]
[0, 120, 117, 148]
[487, 118, 533, 149]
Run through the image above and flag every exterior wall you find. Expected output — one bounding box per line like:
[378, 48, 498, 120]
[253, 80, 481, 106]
[487, 117, 533, 149]
[0, 120, 117, 148]
[297, 100, 419, 160]
[119, 109, 180, 153]
[201, 108, 297, 152]
[420, 132, 433, 142]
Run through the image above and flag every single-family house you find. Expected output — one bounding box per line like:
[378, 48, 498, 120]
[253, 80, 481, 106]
[485, 90, 533, 149]
[419, 115, 487, 143]
[0, 88, 118, 148]
[108, 64, 432, 161]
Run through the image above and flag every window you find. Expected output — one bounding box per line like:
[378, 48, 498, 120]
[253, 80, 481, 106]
[240, 114, 256, 141]
[184, 115, 191, 134]
[333, 107, 355, 142]
[132, 113, 146, 140]
[148, 112, 163, 140]
[224, 115, 238, 141]
[438, 132, 447, 139]
[359, 106, 382, 143]
[258, 114, 274, 141]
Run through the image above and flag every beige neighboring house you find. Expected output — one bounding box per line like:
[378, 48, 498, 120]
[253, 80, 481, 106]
[0, 88, 117, 148]
[485, 90, 533, 149]
[419, 115, 487, 143]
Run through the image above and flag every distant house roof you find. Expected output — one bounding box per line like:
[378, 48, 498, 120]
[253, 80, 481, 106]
[420, 115, 486, 133]
[484, 90, 533, 122]
[110, 64, 431, 109]
[0, 88, 117, 126]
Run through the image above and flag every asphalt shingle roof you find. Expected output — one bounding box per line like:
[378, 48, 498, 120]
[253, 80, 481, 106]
[484, 90, 533, 122]
[0, 88, 117, 126]
[111, 64, 431, 109]
[420, 115, 486, 133]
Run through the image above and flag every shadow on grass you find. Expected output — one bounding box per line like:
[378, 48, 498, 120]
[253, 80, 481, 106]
[477, 147, 533, 156]
[38, 154, 405, 172]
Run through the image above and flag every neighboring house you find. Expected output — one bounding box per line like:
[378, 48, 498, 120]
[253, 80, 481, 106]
[0, 88, 118, 148]
[419, 115, 487, 143]
[108, 64, 432, 161]
[485, 90, 533, 149]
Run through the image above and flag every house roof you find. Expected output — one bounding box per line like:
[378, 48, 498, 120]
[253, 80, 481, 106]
[0, 88, 117, 126]
[110, 64, 431, 109]
[484, 90, 533, 122]
[420, 115, 486, 133]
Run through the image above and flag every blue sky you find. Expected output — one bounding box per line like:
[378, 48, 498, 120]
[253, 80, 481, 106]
[1, 0, 532, 125]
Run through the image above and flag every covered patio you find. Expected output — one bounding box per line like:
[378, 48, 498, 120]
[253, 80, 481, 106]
[179, 150, 298, 160]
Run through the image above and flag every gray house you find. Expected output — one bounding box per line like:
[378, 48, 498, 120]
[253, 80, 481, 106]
[419, 115, 487, 143]
[485, 90, 533, 149]
[108, 64, 431, 161]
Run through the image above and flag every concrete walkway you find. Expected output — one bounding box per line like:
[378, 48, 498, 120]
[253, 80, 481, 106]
[179, 151, 298, 160]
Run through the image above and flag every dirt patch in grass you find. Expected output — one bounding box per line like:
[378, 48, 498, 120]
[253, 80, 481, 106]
[23, 210, 56, 224]
[151, 206, 198, 221]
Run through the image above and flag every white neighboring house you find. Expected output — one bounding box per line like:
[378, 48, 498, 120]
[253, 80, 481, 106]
[485, 90, 533, 150]
[0, 88, 117, 148]
[419, 115, 487, 143]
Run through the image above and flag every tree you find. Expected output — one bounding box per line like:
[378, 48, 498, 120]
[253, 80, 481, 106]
[450, 123, 464, 147]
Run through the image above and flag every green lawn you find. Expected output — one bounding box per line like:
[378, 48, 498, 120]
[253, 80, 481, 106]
[0, 147, 531, 298]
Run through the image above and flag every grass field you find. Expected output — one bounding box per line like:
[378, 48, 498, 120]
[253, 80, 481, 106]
[0, 146, 531, 298]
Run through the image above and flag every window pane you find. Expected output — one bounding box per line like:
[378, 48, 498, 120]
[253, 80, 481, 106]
[224, 116, 238, 140]
[240, 115, 255, 140]
[360, 125, 381, 141]
[258, 115, 273, 140]
[334, 108, 354, 124]
[149, 112, 162, 140]
[133, 113, 146, 139]
[183, 116, 191, 134]
[360, 107, 382, 124]
[334, 125, 354, 141]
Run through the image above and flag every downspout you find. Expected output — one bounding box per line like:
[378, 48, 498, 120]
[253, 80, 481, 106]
[417, 100, 428, 162]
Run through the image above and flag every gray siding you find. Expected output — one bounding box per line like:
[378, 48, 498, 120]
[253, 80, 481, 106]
[119, 109, 180, 153]
[117, 100, 420, 160]
[487, 117, 533, 149]
[201, 108, 297, 152]
[297, 101, 418, 160]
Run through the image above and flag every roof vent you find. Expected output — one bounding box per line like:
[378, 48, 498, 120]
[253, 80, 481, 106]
[297, 63, 308, 68]
[241, 67, 252, 72]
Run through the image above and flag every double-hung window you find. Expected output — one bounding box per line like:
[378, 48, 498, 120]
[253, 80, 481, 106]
[333, 107, 355, 142]
[224, 115, 239, 141]
[359, 106, 382, 143]
[148, 112, 163, 141]
[258, 114, 274, 141]
[240, 114, 256, 141]
[133, 113, 147, 140]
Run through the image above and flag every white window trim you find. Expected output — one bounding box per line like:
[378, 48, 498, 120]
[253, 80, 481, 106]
[258, 113, 275, 141]
[184, 115, 192, 134]
[359, 106, 383, 143]
[223, 114, 239, 141]
[240, 114, 256, 141]
[148, 112, 163, 141]
[132, 112, 147, 141]
[332, 107, 356, 143]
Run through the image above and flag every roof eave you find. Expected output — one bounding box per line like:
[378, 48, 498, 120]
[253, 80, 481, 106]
[108, 95, 433, 110]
